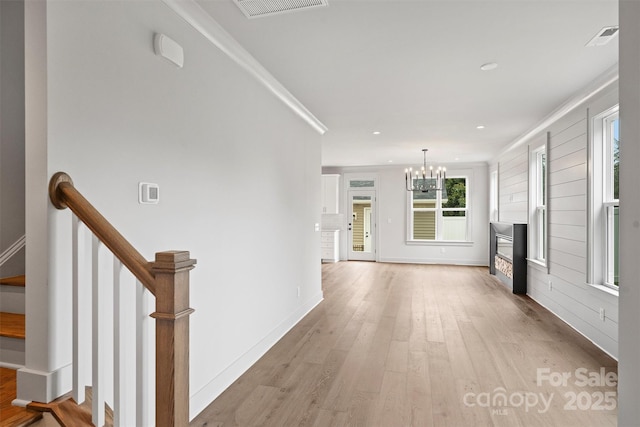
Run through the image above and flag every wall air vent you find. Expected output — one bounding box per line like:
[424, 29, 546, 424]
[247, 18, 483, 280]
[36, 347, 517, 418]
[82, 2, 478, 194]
[586, 26, 619, 47]
[233, 0, 328, 19]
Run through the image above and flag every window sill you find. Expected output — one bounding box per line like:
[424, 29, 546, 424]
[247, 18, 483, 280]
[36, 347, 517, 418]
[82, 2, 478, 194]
[527, 258, 548, 271]
[586, 283, 619, 297]
[406, 240, 474, 247]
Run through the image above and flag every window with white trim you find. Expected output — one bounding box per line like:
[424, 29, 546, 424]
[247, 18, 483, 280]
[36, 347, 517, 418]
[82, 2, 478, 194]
[604, 112, 619, 286]
[408, 177, 468, 241]
[589, 106, 619, 289]
[529, 143, 547, 265]
[490, 170, 499, 222]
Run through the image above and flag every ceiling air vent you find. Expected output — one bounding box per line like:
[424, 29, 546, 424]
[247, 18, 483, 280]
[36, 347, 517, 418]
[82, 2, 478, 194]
[233, 0, 328, 18]
[586, 26, 619, 47]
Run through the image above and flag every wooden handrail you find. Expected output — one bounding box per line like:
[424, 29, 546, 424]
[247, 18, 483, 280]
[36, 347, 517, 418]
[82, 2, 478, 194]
[49, 172, 156, 295]
[49, 171, 195, 427]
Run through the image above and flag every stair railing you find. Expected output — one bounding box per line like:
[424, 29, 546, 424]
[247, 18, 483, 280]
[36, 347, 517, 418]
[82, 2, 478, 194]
[48, 172, 195, 427]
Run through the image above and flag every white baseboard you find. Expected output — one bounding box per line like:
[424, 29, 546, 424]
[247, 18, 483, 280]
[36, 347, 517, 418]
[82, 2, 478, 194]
[16, 364, 72, 403]
[378, 257, 488, 266]
[526, 292, 618, 361]
[0, 361, 24, 370]
[189, 291, 324, 420]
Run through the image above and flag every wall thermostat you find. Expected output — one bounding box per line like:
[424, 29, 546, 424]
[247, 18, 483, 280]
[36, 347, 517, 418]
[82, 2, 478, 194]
[139, 182, 160, 204]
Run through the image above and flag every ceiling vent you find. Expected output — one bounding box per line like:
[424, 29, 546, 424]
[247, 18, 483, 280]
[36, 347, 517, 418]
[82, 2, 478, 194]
[586, 26, 619, 47]
[233, 0, 328, 18]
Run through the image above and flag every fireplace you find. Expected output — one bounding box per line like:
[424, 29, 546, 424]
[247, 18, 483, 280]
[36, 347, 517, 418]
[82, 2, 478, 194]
[495, 235, 513, 278]
[490, 222, 527, 294]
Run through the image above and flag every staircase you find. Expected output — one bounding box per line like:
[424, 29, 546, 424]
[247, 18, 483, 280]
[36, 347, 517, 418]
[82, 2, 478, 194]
[0, 276, 106, 427]
[0, 275, 42, 426]
[0, 173, 195, 426]
[0, 274, 26, 367]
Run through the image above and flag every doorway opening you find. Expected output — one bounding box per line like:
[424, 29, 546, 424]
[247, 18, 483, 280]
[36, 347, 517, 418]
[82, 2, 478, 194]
[348, 190, 376, 261]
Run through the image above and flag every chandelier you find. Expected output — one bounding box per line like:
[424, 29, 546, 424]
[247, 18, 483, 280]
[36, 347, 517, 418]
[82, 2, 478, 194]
[405, 149, 446, 192]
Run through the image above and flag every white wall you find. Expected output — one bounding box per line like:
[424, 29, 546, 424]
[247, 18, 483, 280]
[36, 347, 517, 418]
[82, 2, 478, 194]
[0, 0, 26, 277]
[495, 83, 619, 358]
[618, 0, 640, 423]
[25, 0, 323, 419]
[324, 163, 489, 266]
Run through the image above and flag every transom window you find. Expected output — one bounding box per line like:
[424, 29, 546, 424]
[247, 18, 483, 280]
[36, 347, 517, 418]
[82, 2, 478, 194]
[349, 179, 375, 188]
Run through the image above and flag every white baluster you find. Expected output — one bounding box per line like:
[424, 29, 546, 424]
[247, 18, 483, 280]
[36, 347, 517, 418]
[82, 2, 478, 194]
[92, 236, 105, 427]
[73, 218, 92, 405]
[113, 259, 124, 426]
[148, 292, 156, 427]
[136, 281, 150, 427]
[72, 215, 83, 403]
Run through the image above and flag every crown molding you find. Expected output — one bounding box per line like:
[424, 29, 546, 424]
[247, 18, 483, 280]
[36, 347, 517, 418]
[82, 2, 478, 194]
[161, 0, 328, 135]
[500, 64, 618, 156]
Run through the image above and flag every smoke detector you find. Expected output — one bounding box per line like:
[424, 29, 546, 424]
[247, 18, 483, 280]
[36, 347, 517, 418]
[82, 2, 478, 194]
[233, 0, 328, 19]
[586, 26, 619, 47]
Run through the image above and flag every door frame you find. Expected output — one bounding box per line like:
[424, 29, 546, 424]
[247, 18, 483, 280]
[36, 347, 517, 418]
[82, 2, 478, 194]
[342, 173, 379, 262]
[347, 189, 377, 261]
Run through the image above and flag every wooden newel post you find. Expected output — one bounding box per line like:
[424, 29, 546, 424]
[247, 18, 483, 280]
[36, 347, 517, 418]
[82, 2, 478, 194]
[150, 251, 196, 427]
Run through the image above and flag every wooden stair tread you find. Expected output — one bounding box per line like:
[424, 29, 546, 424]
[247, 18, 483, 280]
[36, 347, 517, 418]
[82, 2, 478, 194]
[0, 367, 43, 427]
[29, 396, 93, 427]
[0, 275, 25, 288]
[0, 312, 26, 339]
[29, 386, 113, 427]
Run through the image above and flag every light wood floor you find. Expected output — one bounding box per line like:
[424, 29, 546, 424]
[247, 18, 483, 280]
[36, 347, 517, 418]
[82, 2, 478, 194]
[193, 262, 617, 426]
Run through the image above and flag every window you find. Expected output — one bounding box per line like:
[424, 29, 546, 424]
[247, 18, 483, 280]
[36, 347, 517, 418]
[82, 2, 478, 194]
[529, 144, 547, 265]
[589, 106, 619, 290]
[490, 170, 499, 222]
[604, 113, 619, 286]
[349, 179, 375, 188]
[408, 177, 468, 241]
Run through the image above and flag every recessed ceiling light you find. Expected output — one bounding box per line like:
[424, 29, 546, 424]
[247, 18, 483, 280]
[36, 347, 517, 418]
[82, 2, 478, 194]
[455, 157, 460, 161]
[372, 131, 381, 135]
[476, 125, 485, 130]
[480, 62, 498, 71]
[388, 160, 393, 163]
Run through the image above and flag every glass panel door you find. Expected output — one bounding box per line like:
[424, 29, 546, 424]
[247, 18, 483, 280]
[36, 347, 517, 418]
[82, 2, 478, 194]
[348, 190, 376, 261]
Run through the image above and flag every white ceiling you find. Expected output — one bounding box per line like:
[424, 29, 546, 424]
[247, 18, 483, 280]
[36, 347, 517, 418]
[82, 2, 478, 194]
[197, 0, 618, 167]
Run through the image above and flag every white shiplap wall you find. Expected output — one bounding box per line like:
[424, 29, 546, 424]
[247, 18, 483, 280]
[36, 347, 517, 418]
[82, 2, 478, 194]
[498, 145, 528, 223]
[496, 83, 619, 358]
